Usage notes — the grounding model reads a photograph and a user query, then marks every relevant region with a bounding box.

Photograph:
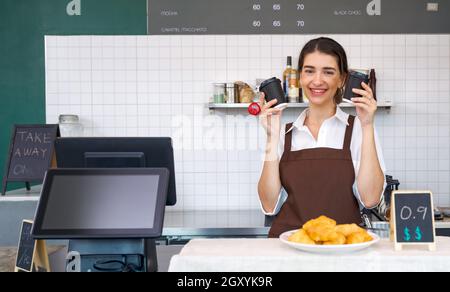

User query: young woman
[258,37,386,238]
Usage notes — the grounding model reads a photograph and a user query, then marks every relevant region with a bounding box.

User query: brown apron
[268,115,361,238]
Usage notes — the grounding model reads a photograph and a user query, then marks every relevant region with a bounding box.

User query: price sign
[391,190,436,251]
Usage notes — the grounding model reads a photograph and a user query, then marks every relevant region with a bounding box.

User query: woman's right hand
[258,93,284,206]
[258,93,285,139]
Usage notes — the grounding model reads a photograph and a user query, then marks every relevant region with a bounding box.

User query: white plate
[279,229,380,254]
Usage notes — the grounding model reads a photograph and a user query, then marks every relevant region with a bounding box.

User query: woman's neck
[306,102,337,126]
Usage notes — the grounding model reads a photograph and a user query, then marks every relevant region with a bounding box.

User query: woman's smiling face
[300,51,346,106]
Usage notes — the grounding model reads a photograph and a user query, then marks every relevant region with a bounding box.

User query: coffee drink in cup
[259,77,287,109]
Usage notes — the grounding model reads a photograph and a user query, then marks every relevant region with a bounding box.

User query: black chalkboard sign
[2,125,60,196]
[15,220,36,272]
[391,190,436,251]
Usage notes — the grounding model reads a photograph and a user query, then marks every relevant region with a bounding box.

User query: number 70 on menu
[251,3,306,29]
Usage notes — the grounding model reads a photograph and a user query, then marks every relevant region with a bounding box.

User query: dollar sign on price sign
[404,227,411,241]
[415,226,422,241]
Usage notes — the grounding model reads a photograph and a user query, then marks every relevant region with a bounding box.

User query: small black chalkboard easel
[390,190,436,251]
[2,124,60,196]
[15,220,50,272]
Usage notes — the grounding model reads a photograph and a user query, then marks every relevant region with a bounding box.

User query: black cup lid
[350,71,369,79]
[259,77,280,91]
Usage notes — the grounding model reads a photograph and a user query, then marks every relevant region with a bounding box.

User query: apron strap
[343,115,356,151]
[284,123,294,153]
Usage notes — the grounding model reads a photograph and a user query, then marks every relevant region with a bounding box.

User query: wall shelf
[208,101,393,111]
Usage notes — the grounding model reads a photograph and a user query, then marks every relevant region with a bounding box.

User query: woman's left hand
[351,82,377,128]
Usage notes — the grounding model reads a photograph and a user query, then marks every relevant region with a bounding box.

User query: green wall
[0,0,147,191]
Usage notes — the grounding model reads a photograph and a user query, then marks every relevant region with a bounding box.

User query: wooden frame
[390,190,436,251]
[33,240,51,272]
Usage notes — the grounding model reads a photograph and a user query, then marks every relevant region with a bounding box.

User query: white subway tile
[45,35,450,211]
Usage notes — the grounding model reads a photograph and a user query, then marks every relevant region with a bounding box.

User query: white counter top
[169,237,450,272]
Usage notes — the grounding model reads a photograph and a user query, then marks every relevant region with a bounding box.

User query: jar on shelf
[226,83,235,104]
[213,83,226,103]
[59,114,83,137]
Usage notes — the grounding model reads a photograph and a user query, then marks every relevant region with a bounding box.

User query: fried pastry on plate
[302,216,338,242]
[335,223,365,237]
[346,231,373,244]
[288,229,315,245]
[302,216,336,231]
[306,225,340,242]
[323,232,346,245]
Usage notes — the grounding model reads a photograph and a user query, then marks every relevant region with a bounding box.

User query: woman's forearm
[357,125,384,208]
[258,140,282,213]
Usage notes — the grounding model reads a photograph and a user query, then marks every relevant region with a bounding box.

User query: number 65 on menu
[390,190,436,251]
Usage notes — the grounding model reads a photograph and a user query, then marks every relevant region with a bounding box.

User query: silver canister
[226,83,235,104]
[370,221,390,239]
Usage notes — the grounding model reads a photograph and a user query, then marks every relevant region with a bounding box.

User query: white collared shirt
[260,106,387,215]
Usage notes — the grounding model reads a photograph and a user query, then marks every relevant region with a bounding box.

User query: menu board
[2,125,59,195]
[148,0,450,34]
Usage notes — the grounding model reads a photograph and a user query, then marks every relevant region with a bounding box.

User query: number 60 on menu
[390,190,436,251]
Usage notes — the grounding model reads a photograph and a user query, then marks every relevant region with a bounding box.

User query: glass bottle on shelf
[282,56,293,99]
[283,56,300,103]
[288,71,299,103]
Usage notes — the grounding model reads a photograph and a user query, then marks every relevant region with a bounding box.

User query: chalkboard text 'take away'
[13,131,53,159]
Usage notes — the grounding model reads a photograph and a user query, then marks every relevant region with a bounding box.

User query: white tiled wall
[45,35,450,210]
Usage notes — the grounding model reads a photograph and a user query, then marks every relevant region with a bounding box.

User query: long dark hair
[298,37,348,104]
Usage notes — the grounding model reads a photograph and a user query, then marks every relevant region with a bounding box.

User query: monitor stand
[66,239,158,272]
